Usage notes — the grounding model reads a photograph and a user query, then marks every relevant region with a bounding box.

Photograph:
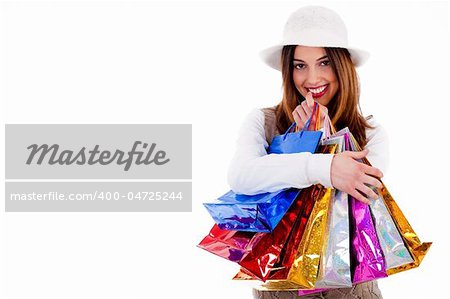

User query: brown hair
[275,45,373,148]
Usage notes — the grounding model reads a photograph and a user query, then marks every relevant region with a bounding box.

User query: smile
[306,84,329,98]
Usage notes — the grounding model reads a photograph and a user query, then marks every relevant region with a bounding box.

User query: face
[292,46,339,107]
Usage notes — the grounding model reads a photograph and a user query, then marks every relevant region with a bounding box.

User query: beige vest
[261,106,281,146]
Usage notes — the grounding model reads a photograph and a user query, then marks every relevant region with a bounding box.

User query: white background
[0,1,448,298]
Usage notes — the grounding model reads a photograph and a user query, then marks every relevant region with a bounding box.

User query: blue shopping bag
[268,102,323,154]
[268,122,323,154]
[203,188,301,233]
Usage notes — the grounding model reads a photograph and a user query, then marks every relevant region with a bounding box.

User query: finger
[362,174,383,189]
[347,149,369,159]
[292,110,303,128]
[356,183,379,200]
[349,190,370,205]
[296,106,309,124]
[361,164,384,178]
[301,100,313,115]
[305,92,314,108]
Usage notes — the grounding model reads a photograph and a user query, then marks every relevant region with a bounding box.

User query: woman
[227,6,388,299]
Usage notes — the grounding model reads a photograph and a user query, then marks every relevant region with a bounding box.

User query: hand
[330,149,384,204]
[292,92,328,131]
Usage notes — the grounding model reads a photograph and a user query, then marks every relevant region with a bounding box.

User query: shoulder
[238,108,266,135]
[261,105,277,113]
[239,106,280,145]
[244,105,277,124]
[260,105,277,122]
[244,107,265,124]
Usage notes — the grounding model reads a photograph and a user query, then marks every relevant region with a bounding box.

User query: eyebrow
[293,55,328,62]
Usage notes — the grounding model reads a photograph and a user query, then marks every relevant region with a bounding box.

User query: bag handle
[313,102,322,131]
[349,133,372,165]
[306,101,320,131]
[323,113,337,138]
[288,102,319,134]
[286,102,337,138]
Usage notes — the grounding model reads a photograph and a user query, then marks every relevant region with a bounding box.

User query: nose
[306,66,322,86]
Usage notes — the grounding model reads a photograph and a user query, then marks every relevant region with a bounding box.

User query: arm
[226,108,334,195]
[329,117,388,204]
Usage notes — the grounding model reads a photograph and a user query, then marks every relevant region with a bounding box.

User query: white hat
[260,5,369,70]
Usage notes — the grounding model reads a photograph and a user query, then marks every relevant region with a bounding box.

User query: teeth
[308,85,327,94]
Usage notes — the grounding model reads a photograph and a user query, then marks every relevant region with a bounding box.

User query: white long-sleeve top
[227,108,390,195]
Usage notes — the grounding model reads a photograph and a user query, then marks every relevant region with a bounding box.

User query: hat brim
[259,44,370,71]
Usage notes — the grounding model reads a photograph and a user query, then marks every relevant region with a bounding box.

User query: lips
[306,84,329,99]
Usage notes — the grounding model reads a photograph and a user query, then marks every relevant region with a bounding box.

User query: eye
[293,63,306,70]
[320,60,330,66]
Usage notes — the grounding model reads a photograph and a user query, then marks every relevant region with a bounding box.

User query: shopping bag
[268,102,323,154]
[283,129,345,289]
[347,133,432,275]
[350,197,387,282]
[341,131,387,283]
[326,129,412,271]
[203,188,301,232]
[237,187,307,281]
[197,224,263,262]
[271,186,318,278]
[296,130,431,296]
[286,144,338,288]
[232,184,320,289]
[314,190,352,288]
[286,186,333,288]
[369,193,414,269]
[379,185,432,275]
[306,134,352,289]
